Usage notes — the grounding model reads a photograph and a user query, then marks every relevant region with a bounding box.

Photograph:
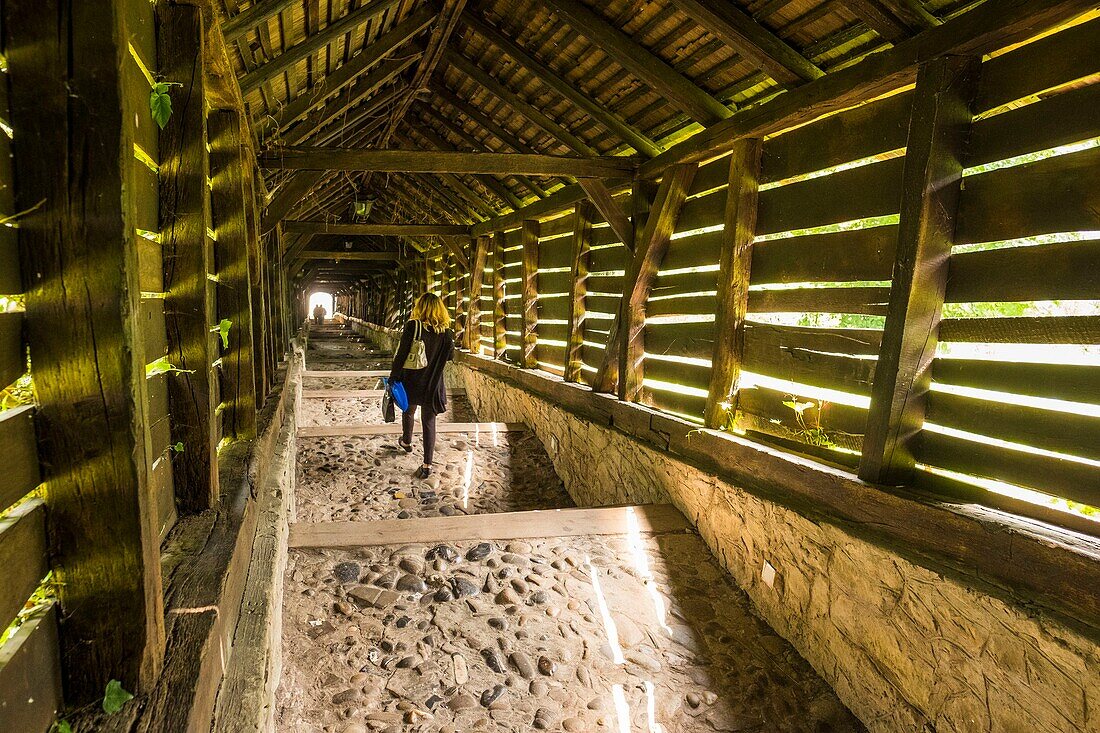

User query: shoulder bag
[404,320,428,370]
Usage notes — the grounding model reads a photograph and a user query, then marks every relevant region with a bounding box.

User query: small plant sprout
[149,81,181,130]
[172,442,185,453]
[218,319,233,349]
[146,357,195,378]
[102,679,133,714]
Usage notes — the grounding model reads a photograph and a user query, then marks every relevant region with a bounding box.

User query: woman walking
[389,293,455,478]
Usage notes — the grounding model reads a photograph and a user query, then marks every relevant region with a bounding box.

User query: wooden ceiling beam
[258,8,435,138]
[298,251,401,261]
[578,178,634,251]
[259,147,637,177]
[460,11,662,158]
[412,173,487,223]
[285,222,471,236]
[261,171,326,232]
[221,0,298,43]
[238,0,402,95]
[543,0,732,125]
[403,120,524,210]
[443,47,599,156]
[669,0,823,85]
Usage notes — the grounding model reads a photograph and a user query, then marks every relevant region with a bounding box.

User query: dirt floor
[277,324,865,732]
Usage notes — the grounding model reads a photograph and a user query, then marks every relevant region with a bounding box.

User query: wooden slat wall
[500,228,523,364]
[917,18,1100,510]
[581,200,631,381]
[534,222,573,375]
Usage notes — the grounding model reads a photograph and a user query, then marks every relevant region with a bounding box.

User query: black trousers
[402,406,438,464]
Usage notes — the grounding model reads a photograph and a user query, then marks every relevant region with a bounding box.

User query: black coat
[389,320,454,414]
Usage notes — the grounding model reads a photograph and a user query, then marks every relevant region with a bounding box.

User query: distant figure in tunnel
[390,293,454,479]
[312,303,326,325]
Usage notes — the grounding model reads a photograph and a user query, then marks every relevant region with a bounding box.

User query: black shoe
[414,465,433,479]
[398,439,413,453]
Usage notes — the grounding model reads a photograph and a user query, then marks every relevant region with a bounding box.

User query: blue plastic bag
[390,380,409,412]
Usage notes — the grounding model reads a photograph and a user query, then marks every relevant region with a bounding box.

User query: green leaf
[150,82,174,130]
[172,442,185,453]
[782,399,815,415]
[218,319,233,350]
[53,721,73,733]
[146,356,195,378]
[102,679,133,714]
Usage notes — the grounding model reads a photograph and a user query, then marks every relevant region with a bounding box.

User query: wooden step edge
[297,422,527,438]
[289,504,691,549]
[302,370,389,378]
[301,388,467,399]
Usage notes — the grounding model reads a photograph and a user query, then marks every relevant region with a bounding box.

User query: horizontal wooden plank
[645,295,718,318]
[301,388,465,399]
[535,322,569,342]
[762,89,913,183]
[0,311,23,389]
[745,322,883,355]
[302,370,389,377]
[945,239,1100,302]
[0,604,61,733]
[918,429,1100,507]
[750,225,897,284]
[644,320,716,361]
[756,156,904,236]
[926,390,1100,460]
[0,228,20,297]
[689,153,731,195]
[968,81,1100,168]
[536,299,572,323]
[646,388,706,420]
[744,325,879,395]
[0,406,40,513]
[660,230,723,272]
[738,384,868,437]
[536,271,571,294]
[675,188,725,233]
[643,358,711,391]
[748,286,892,315]
[975,15,1100,113]
[537,215,574,238]
[261,148,638,177]
[932,358,1100,403]
[289,504,690,548]
[651,269,720,298]
[938,315,1100,344]
[538,241,574,270]
[955,145,1100,244]
[298,422,526,438]
[0,499,48,634]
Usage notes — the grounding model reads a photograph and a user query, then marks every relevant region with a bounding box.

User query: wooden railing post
[564,201,592,382]
[466,235,491,352]
[160,3,219,510]
[521,220,540,368]
[705,139,762,429]
[492,231,507,358]
[4,0,165,701]
[244,167,268,404]
[209,109,257,440]
[859,55,980,484]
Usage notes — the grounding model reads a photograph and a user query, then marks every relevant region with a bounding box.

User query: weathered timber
[259,147,636,177]
[5,0,166,699]
[160,4,220,510]
[0,405,39,513]
[564,201,593,382]
[0,498,47,633]
[466,235,491,351]
[578,179,634,251]
[296,251,401,262]
[0,605,61,733]
[221,0,298,42]
[859,56,980,484]
[704,139,761,428]
[544,0,732,125]
[671,0,823,84]
[492,232,507,358]
[237,0,402,94]
[209,110,257,440]
[520,220,539,369]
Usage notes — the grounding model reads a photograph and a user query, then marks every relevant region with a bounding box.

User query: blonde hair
[412,293,452,332]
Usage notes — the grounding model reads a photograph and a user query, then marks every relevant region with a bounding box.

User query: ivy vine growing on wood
[149,81,181,130]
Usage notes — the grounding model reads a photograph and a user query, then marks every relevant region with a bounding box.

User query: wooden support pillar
[564,201,593,382]
[491,232,507,359]
[160,3,219,509]
[704,139,762,429]
[860,56,980,484]
[466,235,491,352]
[4,0,165,701]
[618,165,697,402]
[520,220,540,369]
[209,109,257,440]
[244,168,268,405]
[452,255,466,344]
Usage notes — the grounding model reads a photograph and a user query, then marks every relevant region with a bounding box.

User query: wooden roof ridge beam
[543,0,732,125]
[221,0,299,42]
[258,147,638,178]
[442,47,600,156]
[638,0,1096,177]
[670,0,823,85]
[297,251,402,261]
[260,7,436,137]
[379,0,470,147]
[460,10,662,158]
[238,0,403,96]
[285,222,472,236]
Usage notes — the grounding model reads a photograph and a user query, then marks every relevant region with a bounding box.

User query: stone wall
[453,362,1100,733]
[344,318,401,353]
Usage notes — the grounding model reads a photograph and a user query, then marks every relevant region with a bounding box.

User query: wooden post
[564,201,592,382]
[492,232,507,359]
[244,168,268,405]
[160,3,219,510]
[704,139,762,428]
[452,255,466,344]
[4,0,165,701]
[859,56,980,484]
[209,109,257,440]
[466,235,491,352]
[520,220,540,369]
[618,165,697,402]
